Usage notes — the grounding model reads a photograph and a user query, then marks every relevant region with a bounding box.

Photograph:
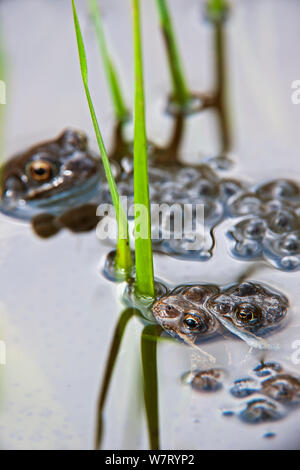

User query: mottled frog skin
[152,282,288,344]
[206,281,289,334]
[152,284,222,344]
[0,129,104,220]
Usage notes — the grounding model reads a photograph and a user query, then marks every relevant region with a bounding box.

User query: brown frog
[152,282,289,348]
[206,281,288,335]
[152,284,221,345]
[0,129,105,221]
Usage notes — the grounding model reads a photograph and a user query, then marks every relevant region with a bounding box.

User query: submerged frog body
[152,282,288,346]
[0,129,105,220]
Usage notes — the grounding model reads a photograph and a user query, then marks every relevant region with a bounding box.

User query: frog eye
[234,303,261,325]
[28,160,53,182]
[183,313,206,331]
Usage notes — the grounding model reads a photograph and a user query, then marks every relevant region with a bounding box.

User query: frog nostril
[1,175,25,198]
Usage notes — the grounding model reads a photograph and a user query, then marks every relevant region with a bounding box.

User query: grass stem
[155,0,190,108]
[72,0,132,273]
[131,0,155,298]
[89,0,129,123]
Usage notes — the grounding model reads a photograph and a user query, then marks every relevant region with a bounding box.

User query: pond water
[0,0,300,450]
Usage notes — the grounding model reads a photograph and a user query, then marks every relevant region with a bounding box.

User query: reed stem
[72,0,132,273]
[155,0,190,108]
[89,0,129,123]
[131,0,155,298]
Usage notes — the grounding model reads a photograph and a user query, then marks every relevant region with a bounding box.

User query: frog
[0,128,107,221]
[152,281,289,348]
[151,284,222,346]
[206,281,288,335]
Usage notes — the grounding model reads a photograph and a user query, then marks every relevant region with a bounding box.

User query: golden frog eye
[183,313,206,331]
[235,303,261,325]
[29,160,52,181]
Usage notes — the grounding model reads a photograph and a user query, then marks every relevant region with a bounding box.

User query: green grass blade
[72,0,132,272]
[94,308,135,449]
[155,0,190,108]
[89,0,129,123]
[131,0,155,298]
[141,324,160,450]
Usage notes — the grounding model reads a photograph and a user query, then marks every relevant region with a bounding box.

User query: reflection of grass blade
[131,0,155,298]
[89,0,129,123]
[141,324,161,450]
[72,0,132,272]
[94,308,136,449]
[155,0,190,108]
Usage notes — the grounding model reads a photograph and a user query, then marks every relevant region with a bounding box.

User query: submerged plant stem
[207,0,228,21]
[213,18,231,153]
[155,0,190,108]
[131,0,155,298]
[72,0,132,272]
[141,324,161,450]
[89,0,129,123]
[206,0,231,153]
[94,308,136,449]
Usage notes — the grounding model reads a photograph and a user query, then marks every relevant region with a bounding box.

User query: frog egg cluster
[226,362,300,424]
[227,179,300,270]
[100,159,245,260]
[100,158,300,269]
[182,368,226,392]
